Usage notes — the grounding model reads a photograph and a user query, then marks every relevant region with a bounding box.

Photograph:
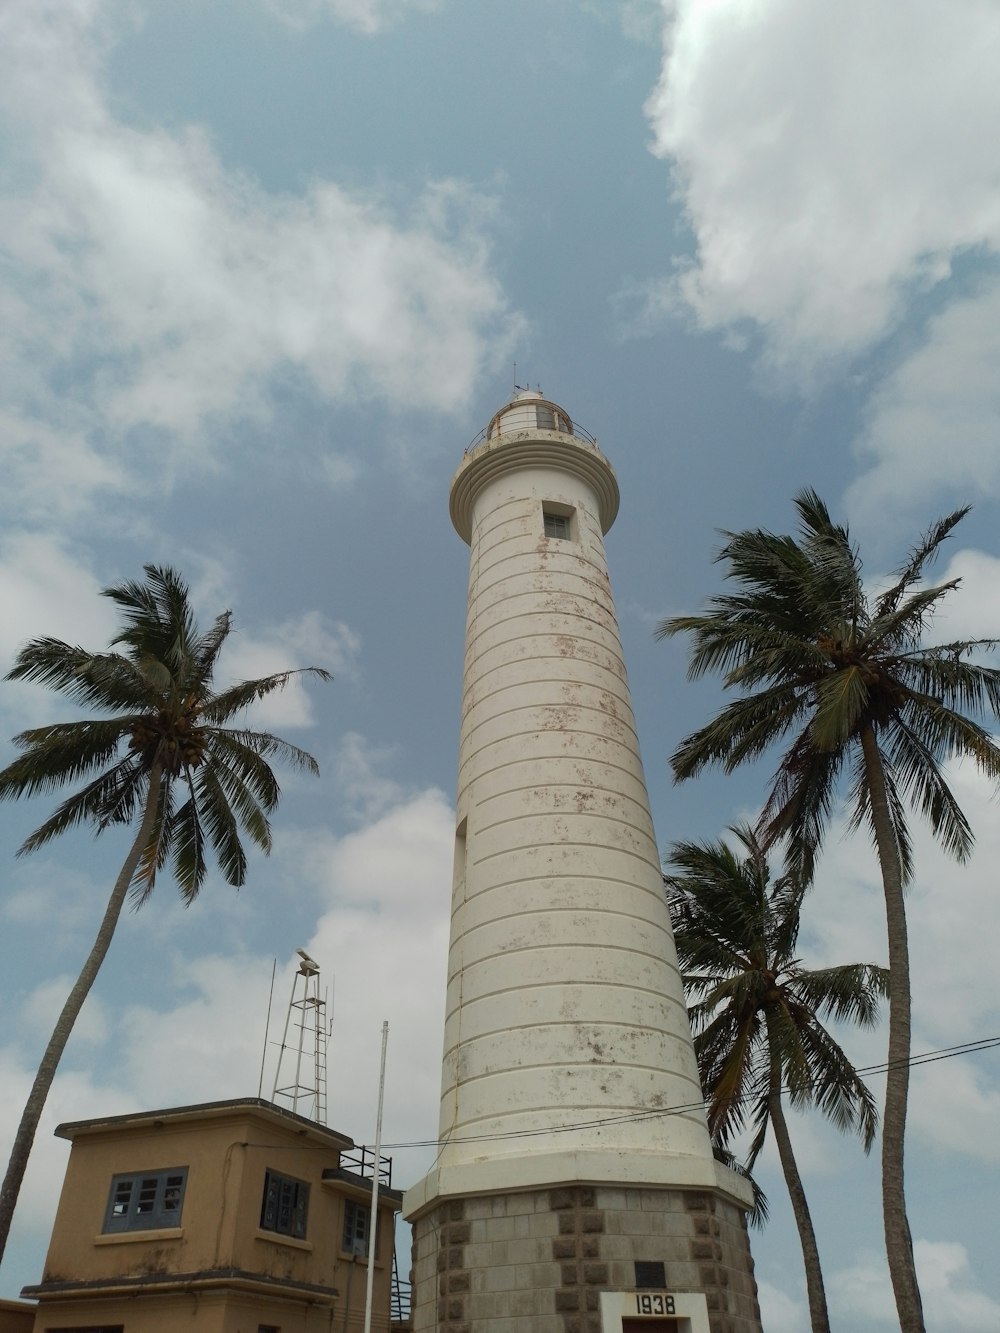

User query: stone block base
[409,1184,761,1333]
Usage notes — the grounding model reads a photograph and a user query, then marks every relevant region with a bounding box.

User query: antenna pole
[257,958,277,1099]
[363,1021,389,1333]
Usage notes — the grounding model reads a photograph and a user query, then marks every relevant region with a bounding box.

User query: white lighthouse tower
[404,391,761,1333]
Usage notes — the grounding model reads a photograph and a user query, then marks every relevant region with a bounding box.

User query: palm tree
[666,827,888,1333]
[660,491,1000,1332]
[0,565,330,1265]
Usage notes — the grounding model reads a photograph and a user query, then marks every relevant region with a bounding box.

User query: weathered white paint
[405,392,750,1221]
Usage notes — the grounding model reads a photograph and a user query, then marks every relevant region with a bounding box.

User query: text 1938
[636,1293,676,1315]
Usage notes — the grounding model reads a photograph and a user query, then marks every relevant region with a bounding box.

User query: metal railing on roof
[466,416,598,451]
[340,1144,393,1188]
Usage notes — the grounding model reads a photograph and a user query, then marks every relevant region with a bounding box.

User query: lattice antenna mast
[271,950,329,1124]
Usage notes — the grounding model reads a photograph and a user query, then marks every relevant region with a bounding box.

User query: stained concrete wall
[411,1185,761,1333]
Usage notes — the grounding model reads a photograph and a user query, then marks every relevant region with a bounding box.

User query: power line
[379,1035,1000,1152]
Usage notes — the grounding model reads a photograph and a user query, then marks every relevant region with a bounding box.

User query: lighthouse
[403,391,761,1333]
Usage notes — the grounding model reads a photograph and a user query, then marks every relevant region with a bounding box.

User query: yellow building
[21,1098,404,1333]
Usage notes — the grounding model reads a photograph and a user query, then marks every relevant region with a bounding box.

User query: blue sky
[2,2,1000,1328]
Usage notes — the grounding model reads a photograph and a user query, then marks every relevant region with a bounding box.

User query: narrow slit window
[635,1260,667,1288]
[453,818,468,903]
[343,1200,377,1257]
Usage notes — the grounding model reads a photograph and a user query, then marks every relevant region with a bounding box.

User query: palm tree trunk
[766,1026,831,1333]
[860,723,925,1332]
[0,767,163,1266]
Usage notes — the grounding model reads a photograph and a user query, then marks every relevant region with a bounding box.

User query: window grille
[103,1168,186,1233]
[634,1260,667,1288]
[343,1200,373,1256]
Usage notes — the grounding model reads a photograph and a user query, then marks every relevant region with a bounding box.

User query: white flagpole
[363,1020,389,1333]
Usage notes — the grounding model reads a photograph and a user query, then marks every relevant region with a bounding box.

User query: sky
[1,1,999,1328]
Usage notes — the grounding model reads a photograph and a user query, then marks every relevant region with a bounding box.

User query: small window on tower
[543,510,572,540]
[635,1260,667,1289]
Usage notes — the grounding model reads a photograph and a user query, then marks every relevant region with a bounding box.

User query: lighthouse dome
[486,388,573,440]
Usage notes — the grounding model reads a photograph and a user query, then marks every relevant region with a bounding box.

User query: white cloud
[0,536,349,735]
[0,1,522,517]
[915,1241,1000,1330]
[929,548,1000,644]
[21,977,110,1048]
[334,731,406,821]
[0,1052,134,1239]
[830,1248,899,1326]
[643,0,1000,375]
[0,534,116,731]
[220,611,360,730]
[849,278,1000,517]
[832,1241,1000,1331]
[798,758,1000,1163]
[755,1276,807,1333]
[0,534,112,668]
[304,786,453,1144]
[0,410,124,523]
[117,953,278,1106]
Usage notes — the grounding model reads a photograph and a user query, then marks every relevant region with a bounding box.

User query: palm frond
[5,642,155,712]
[794,1021,880,1151]
[846,749,915,885]
[668,829,885,1186]
[1,565,324,910]
[0,720,133,800]
[193,610,233,681]
[794,964,889,1027]
[194,762,254,884]
[897,651,1000,716]
[201,668,333,725]
[131,773,174,904]
[211,727,322,780]
[671,682,808,781]
[760,727,845,882]
[205,732,282,816]
[884,710,979,862]
[166,790,209,905]
[810,666,869,752]
[106,564,197,671]
[712,1141,769,1228]
[793,487,865,630]
[17,759,148,854]
[869,579,962,651]
[874,506,971,621]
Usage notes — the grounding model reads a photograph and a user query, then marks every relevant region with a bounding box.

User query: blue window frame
[103,1168,187,1232]
[342,1199,381,1257]
[260,1169,309,1239]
